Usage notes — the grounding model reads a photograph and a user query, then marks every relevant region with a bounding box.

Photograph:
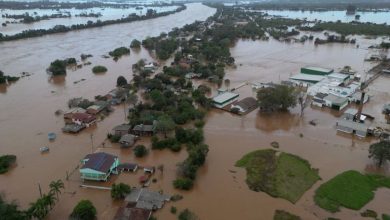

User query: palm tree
[29,198,48,220]
[49,179,64,199]
[42,193,56,210]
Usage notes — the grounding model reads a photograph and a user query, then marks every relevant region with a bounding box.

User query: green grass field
[314,170,390,213]
[236,149,320,203]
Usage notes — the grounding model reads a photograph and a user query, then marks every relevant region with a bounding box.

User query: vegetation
[109,47,130,59]
[130,39,141,49]
[360,209,377,218]
[0,5,187,42]
[92,65,108,74]
[0,195,26,219]
[314,170,390,212]
[0,155,16,174]
[0,71,20,84]
[273,210,301,220]
[300,21,390,36]
[236,149,320,203]
[173,178,194,190]
[27,179,64,219]
[257,84,298,112]
[70,200,96,220]
[133,145,148,157]
[170,206,177,214]
[368,141,390,168]
[178,209,197,220]
[111,183,131,199]
[116,76,128,87]
[46,58,76,76]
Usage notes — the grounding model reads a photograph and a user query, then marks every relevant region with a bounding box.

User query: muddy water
[1,4,390,219]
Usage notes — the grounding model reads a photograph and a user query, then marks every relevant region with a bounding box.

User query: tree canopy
[70,200,96,220]
[369,141,390,168]
[257,84,298,112]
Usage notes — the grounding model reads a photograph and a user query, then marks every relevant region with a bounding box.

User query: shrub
[109,47,130,58]
[48,59,66,75]
[92,65,107,73]
[170,206,177,214]
[178,209,197,220]
[111,183,131,199]
[70,200,96,220]
[173,178,194,190]
[130,39,141,49]
[133,145,148,157]
[0,155,16,174]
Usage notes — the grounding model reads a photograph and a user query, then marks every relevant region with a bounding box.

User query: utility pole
[38,183,42,198]
[90,134,94,153]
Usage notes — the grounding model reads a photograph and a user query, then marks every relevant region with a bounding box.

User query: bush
[92,65,107,73]
[109,47,130,58]
[178,209,197,220]
[0,155,16,174]
[170,206,177,214]
[360,209,377,218]
[48,59,66,75]
[117,76,127,87]
[70,200,96,220]
[173,178,194,190]
[108,134,121,143]
[171,194,183,201]
[133,145,147,157]
[130,39,141,49]
[111,183,131,199]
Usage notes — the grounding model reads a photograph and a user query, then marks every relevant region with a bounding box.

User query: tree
[0,195,25,219]
[42,193,56,210]
[257,84,298,112]
[127,92,138,108]
[178,209,198,220]
[173,178,194,190]
[369,141,390,168]
[156,115,176,138]
[70,200,96,220]
[297,90,309,117]
[48,59,66,75]
[111,183,131,199]
[133,145,147,157]
[49,179,64,199]
[224,78,230,90]
[130,39,141,49]
[117,76,127,87]
[92,65,107,74]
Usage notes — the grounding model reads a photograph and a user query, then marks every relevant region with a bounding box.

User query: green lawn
[273,210,301,220]
[236,149,320,203]
[314,170,390,213]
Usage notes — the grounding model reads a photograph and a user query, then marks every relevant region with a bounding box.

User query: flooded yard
[1,3,390,220]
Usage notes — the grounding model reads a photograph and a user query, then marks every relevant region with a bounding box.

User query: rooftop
[232,97,258,111]
[81,152,117,173]
[337,119,369,131]
[302,66,333,73]
[324,94,348,105]
[213,92,239,104]
[328,72,350,80]
[125,188,170,210]
[113,124,132,131]
[289,74,326,83]
[119,134,136,144]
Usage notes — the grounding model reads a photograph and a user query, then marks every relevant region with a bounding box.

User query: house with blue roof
[80,152,119,181]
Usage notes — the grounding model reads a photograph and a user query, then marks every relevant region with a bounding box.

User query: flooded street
[1,3,390,220]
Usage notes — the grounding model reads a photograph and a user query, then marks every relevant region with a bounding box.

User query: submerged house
[79,152,119,181]
[64,107,87,120]
[131,121,157,136]
[125,188,170,211]
[119,134,137,148]
[230,97,258,114]
[323,94,349,111]
[112,124,132,136]
[336,119,369,138]
[70,113,97,127]
[212,92,239,109]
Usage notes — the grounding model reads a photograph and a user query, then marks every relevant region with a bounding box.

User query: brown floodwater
[1,5,390,220]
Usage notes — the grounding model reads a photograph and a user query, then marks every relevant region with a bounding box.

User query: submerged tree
[70,200,96,220]
[257,84,298,112]
[369,141,390,168]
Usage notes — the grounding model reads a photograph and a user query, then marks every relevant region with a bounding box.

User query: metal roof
[213,92,239,104]
[290,74,326,82]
